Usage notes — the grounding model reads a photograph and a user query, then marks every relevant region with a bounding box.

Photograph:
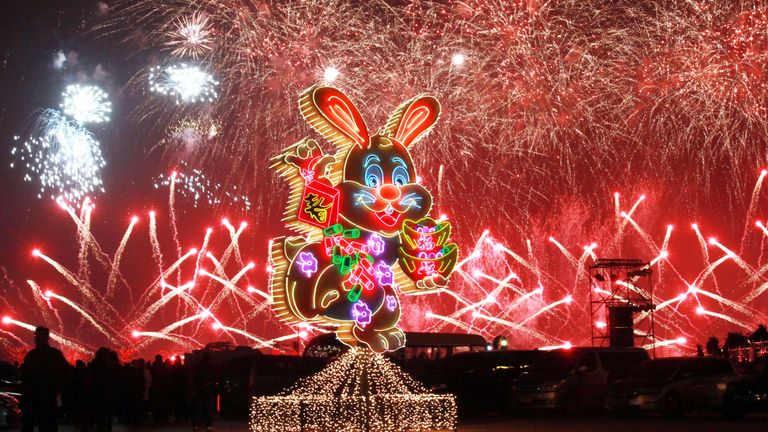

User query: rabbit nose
[377,184,401,202]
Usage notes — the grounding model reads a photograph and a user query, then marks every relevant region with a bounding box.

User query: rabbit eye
[392,166,410,186]
[364,164,384,188]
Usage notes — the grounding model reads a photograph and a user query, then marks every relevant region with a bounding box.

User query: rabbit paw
[382,328,406,351]
[353,327,405,353]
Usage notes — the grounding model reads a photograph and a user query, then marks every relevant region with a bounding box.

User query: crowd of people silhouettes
[17,326,217,432]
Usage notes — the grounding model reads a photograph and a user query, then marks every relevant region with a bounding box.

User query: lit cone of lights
[250,348,456,432]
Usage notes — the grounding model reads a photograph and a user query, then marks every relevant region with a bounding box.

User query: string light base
[250,348,456,432]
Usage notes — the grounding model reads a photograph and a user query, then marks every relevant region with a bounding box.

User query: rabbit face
[296,85,441,235]
[338,134,432,236]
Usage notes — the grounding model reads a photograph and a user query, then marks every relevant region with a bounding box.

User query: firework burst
[149,63,219,104]
[60,84,112,125]
[10,109,105,204]
[104,0,768,239]
[166,12,214,59]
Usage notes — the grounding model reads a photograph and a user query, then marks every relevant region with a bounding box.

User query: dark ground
[55,413,768,431]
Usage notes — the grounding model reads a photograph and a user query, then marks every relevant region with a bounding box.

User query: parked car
[0,363,20,394]
[606,357,736,415]
[723,355,768,418]
[508,347,650,412]
[0,393,21,429]
[429,350,544,412]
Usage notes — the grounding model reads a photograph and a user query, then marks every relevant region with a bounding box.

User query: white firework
[61,84,112,124]
[149,63,219,104]
[167,12,213,59]
[10,110,106,204]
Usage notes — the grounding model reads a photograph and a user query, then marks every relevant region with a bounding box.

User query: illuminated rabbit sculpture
[269,86,459,353]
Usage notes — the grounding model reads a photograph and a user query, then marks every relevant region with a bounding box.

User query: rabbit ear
[384,95,441,148]
[300,85,370,149]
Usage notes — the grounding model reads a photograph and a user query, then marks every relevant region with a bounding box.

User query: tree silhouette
[723,332,750,352]
[750,324,768,342]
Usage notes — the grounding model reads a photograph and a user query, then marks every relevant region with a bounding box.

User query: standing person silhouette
[20,326,69,432]
[190,352,216,432]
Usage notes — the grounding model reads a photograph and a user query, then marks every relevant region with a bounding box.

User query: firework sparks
[154,116,220,157]
[153,163,251,210]
[60,84,112,124]
[0,194,293,359]
[408,169,768,352]
[1,316,92,356]
[10,110,105,204]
